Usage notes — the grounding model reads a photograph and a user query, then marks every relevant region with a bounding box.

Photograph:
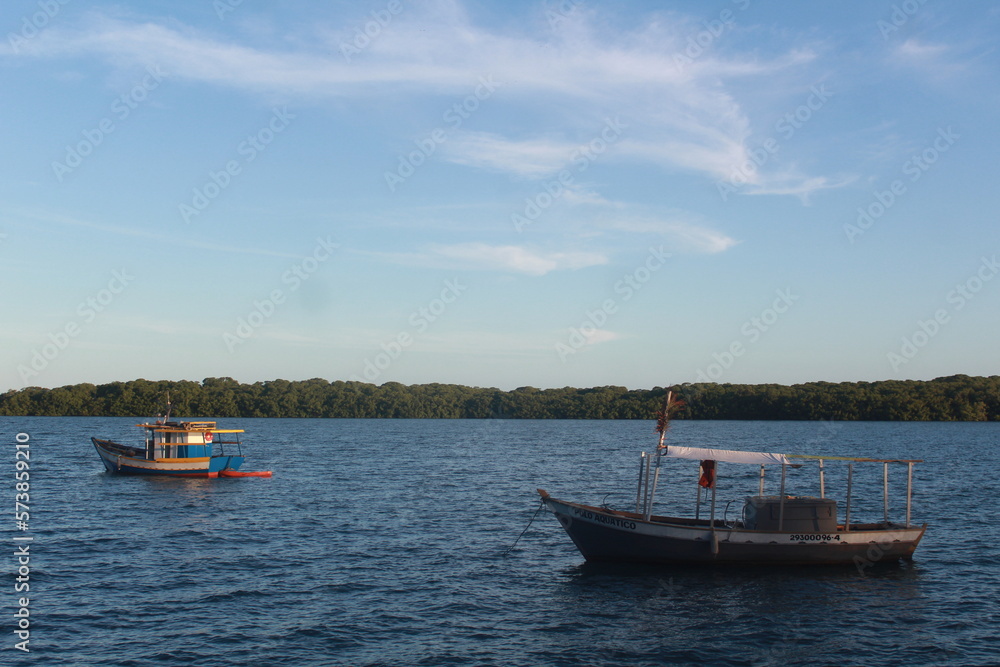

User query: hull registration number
[789,534,840,541]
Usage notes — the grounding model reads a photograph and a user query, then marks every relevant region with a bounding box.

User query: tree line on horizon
[0,375,998,421]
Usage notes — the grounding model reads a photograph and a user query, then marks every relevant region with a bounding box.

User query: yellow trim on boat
[155,457,212,463]
[135,422,244,433]
[144,429,244,433]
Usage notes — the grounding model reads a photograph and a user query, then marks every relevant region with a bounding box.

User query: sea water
[4,418,998,665]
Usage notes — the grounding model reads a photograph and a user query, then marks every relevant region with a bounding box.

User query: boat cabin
[138,421,244,461]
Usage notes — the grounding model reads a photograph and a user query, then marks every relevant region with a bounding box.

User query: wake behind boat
[539,392,926,566]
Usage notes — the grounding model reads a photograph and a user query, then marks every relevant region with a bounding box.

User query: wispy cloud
[442,132,578,178]
[369,242,608,275]
[577,328,623,346]
[429,243,607,275]
[3,2,829,196]
[888,38,973,84]
[894,38,950,62]
[610,217,738,254]
[562,185,618,207]
[740,174,858,204]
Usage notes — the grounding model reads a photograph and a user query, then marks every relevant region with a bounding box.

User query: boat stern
[209,455,245,473]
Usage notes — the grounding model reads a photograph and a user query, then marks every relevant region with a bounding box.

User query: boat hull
[92,438,244,477]
[541,494,926,566]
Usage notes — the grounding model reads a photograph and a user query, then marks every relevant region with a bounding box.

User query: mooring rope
[502,499,545,557]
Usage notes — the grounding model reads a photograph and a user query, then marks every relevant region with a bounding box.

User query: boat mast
[646,390,682,521]
[655,390,674,450]
[156,392,173,425]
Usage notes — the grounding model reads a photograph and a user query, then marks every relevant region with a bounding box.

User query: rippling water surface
[5,418,999,666]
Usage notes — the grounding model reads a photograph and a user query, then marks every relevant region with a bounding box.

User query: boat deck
[566,500,912,534]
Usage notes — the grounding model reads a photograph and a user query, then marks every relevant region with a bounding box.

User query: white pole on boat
[778,462,787,531]
[647,453,662,521]
[710,463,718,555]
[758,464,765,497]
[642,451,654,519]
[819,459,826,498]
[906,462,913,527]
[883,462,889,526]
[695,465,702,521]
[845,463,853,532]
[635,452,647,513]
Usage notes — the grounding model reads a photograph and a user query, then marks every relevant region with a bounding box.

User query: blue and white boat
[92,399,271,478]
[93,420,253,477]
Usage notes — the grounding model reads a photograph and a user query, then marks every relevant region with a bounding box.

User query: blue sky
[2,0,999,391]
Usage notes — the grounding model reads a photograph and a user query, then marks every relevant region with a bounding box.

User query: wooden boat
[93,399,271,478]
[539,393,926,566]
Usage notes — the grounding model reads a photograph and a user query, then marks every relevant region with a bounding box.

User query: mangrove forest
[1,375,998,420]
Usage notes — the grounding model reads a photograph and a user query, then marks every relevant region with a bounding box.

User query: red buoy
[219,470,272,478]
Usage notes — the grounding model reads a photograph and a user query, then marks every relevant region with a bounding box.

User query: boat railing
[210,435,244,458]
[635,449,922,534]
[148,435,244,459]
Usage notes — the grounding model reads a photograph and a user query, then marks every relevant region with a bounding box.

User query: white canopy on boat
[662,446,789,465]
